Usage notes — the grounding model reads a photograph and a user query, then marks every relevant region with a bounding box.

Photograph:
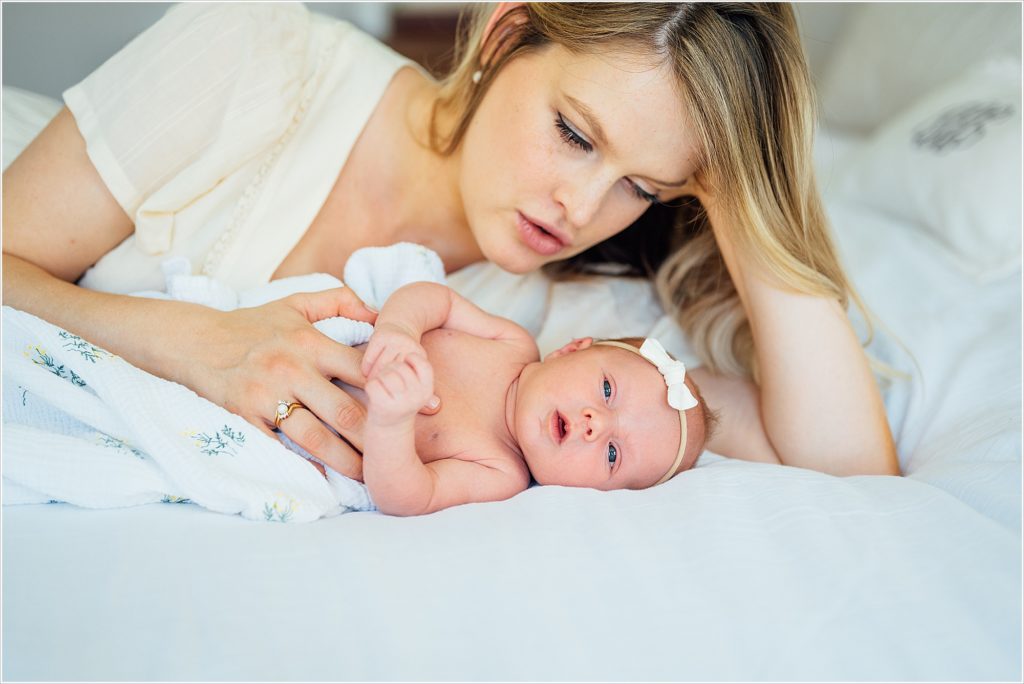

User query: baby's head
[510,336,713,491]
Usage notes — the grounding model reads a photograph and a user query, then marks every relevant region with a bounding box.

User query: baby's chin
[515,445,565,487]
[517,446,542,480]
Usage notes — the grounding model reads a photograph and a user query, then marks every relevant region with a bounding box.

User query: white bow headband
[637,338,698,411]
[594,338,697,485]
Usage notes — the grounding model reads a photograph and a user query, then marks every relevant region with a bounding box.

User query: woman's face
[458,43,700,274]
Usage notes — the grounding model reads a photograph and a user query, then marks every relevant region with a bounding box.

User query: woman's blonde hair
[430,3,871,379]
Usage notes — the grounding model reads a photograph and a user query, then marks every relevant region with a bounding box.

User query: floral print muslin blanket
[1,243,446,522]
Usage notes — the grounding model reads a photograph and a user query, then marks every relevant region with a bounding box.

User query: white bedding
[2,80,1020,682]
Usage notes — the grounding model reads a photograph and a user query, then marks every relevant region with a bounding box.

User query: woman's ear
[479,2,528,67]
[544,337,594,361]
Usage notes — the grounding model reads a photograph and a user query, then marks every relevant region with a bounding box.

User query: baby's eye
[607,443,618,465]
[603,378,612,401]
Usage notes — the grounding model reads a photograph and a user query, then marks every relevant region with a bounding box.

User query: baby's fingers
[376,362,412,397]
[361,343,382,378]
[404,353,434,397]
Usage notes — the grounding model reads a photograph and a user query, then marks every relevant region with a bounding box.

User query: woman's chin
[482,244,545,274]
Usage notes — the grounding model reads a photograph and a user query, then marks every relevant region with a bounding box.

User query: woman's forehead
[537,44,698,182]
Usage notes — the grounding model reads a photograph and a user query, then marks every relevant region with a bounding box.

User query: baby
[357,281,711,516]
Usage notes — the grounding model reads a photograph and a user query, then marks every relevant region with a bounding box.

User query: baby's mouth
[550,410,568,444]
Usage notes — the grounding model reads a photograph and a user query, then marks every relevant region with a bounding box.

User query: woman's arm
[3,108,377,479]
[688,367,781,465]
[694,187,899,476]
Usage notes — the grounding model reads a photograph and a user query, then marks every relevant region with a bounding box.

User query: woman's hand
[183,287,381,481]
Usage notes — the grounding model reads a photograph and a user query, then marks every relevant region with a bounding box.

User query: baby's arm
[363,354,525,516]
[362,282,533,378]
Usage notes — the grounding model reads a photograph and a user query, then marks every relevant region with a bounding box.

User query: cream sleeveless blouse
[64,3,414,294]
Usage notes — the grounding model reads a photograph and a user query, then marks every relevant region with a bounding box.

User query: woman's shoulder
[132,2,311,58]
[160,2,311,31]
[305,9,419,78]
[73,2,315,96]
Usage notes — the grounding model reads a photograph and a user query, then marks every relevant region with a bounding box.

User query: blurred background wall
[1,2,853,100]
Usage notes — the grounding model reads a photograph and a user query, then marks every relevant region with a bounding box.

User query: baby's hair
[599,337,711,473]
[702,404,721,445]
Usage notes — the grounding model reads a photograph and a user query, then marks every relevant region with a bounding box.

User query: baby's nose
[581,408,610,442]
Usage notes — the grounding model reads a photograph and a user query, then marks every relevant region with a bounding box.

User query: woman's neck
[370,68,485,274]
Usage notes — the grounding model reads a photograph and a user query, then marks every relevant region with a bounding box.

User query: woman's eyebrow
[566,94,610,148]
[565,94,687,188]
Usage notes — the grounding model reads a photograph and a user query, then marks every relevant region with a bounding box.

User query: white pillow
[832,59,1022,283]
[817,2,1022,135]
[2,86,62,171]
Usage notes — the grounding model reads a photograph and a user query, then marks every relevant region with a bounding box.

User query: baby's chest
[413,332,516,464]
[413,407,501,465]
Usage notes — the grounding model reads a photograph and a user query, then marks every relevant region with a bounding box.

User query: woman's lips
[517,211,564,256]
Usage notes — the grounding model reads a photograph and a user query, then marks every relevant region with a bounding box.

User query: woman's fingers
[240,411,337,481]
[296,375,371,453]
[274,405,364,482]
[315,335,369,388]
[294,287,377,325]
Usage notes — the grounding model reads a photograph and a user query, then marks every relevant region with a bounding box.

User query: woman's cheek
[575,201,643,255]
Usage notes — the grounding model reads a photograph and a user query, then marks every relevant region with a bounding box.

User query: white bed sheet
[2,89,1021,681]
[3,465,1018,681]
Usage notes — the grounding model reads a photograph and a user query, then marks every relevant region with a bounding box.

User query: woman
[1,3,899,480]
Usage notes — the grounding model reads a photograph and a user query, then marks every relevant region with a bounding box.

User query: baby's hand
[366,353,435,427]
[362,323,426,380]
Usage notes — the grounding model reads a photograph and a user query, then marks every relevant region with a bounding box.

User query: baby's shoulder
[449,441,531,491]
[472,328,538,368]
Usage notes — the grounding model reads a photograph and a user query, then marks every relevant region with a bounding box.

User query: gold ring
[274,400,304,428]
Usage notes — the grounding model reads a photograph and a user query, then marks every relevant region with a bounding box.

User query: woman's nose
[553,174,606,229]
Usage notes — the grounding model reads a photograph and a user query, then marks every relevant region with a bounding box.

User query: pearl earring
[471,70,482,84]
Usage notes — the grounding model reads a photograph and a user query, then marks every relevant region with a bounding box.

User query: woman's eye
[555,114,593,153]
[607,443,618,465]
[602,378,612,401]
[629,180,659,204]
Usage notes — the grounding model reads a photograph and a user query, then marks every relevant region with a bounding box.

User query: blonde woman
[2,3,899,481]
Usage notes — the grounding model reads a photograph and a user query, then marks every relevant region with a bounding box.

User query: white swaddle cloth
[2,243,445,522]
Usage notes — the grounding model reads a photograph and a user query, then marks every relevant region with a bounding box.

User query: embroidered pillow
[816,2,1021,135]
[831,59,1022,283]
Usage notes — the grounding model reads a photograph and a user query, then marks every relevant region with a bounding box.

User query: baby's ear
[545,337,594,361]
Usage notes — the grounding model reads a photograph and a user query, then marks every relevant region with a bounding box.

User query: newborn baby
[358,281,711,516]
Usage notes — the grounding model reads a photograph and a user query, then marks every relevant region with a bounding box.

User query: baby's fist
[366,353,435,427]
[362,324,426,380]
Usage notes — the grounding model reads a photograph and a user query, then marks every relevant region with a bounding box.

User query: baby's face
[511,339,687,490]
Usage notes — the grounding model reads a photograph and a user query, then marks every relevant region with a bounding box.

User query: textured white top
[64,3,414,294]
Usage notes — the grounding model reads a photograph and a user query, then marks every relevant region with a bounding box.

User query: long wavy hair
[429,3,869,379]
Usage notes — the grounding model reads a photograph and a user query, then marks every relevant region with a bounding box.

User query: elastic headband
[594,339,697,485]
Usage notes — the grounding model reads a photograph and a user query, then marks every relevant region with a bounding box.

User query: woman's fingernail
[428,396,440,409]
